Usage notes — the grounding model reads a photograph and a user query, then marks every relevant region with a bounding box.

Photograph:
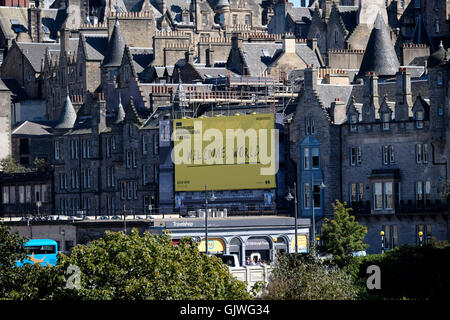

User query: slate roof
[55,95,77,129]
[356,13,400,79]
[102,19,126,67]
[16,39,79,72]
[129,47,154,73]
[0,78,28,100]
[288,7,312,23]
[83,34,109,61]
[241,42,320,76]
[427,42,448,68]
[12,121,53,136]
[316,84,354,111]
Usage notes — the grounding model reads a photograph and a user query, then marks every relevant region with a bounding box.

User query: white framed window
[416,144,428,164]
[374,182,383,210]
[304,147,310,169]
[350,183,364,203]
[383,145,395,165]
[126,151,132,168]
[2,186,9,204]
[142,136,148,155]
[382,112,390,130]
[133,182,138,199]
[384,182,393,209]
[127,182,132,200]
[311,148,320,169]
[132,150,137,168]
[350,146,362,166]
[143,166,148,185]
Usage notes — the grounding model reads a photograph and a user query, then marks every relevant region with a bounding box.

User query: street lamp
[311,176,326,252]
[380,230,385,253]
[204,185,216,255]
[418,231,423,247]
[285,182,298,253]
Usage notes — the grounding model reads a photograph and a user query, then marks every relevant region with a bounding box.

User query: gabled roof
[12,121,53,136]
[356,13,400,79]
[102,19,126,67]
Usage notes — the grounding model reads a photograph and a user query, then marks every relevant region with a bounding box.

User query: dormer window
[437,72,443,86]
[349,114,358,132]
[305,118,315,135]
[381,112,390,131]
[415,111,424,128]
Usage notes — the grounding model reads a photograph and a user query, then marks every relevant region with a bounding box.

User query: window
[416,144,428,164]
[382,112,390,130]
[19,186,25,203]
[305,118,315,135]
[133,182,138,199]
[334,31,338,44]
[142,136,148,155]
[233,15,237,25]
[245,15,251,25]
[383,145,395,165]
[311,148,319,169]
[71,140,79,159]
[129,124,133,137]
[154,165,159,183]
[112,136,117,150]
[349,114,358,132]
[415,111,424,128]
[350,147,362,166]
[143,166,148,185]
[435,19,440,33]
[202,14,208,25]
[313,183,321,208]
[350,183,364,203]
[416,224,432,245]
[153,135,159,155]
[132,150,137,168]
[54,141,60,160]
[127,182,132,200]
[304,147,310,169]
[106,137,111,158]
[304,183,310,209]
[425,181,431,202]
[437,72,443,86]
[126,151,132,168]
[2,186,9,204]
[120,182,126,200]
[414,0,420,8]
[416,181,423,202]
[374,182,383,210]
[25,185,31,203]
[384,182,393,209]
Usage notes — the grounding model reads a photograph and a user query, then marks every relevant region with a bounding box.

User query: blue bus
[16,239,58,267]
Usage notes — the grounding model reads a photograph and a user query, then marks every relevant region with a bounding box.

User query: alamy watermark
[366,265,381,290]
[171,121,279,176]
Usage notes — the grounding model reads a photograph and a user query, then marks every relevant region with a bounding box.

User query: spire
[103,18,126,68]
[55,92,77,129]
[114,94,125,124]
[356,13,400,79]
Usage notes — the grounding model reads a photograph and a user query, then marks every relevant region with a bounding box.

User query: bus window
[24,245,56,255]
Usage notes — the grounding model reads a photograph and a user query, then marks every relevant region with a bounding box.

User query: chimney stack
[304,65,318,91]
[362,71,379,122]
[395,67,413,121]
[282,34,296,54]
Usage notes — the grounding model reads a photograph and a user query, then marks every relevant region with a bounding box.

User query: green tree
[0,222,28,298]
[2,229,251,300]
[0,156,29,173]
[320,200,368,266]
[262,253,358,300]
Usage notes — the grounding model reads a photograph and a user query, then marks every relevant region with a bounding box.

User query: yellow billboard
[173,114,277,191]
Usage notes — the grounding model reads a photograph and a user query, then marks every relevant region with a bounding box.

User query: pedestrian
[245,257,251,265]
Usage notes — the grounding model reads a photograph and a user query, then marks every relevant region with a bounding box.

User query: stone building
[287,21,449,253]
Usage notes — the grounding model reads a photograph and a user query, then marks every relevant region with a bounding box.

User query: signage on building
[173,114,277,191]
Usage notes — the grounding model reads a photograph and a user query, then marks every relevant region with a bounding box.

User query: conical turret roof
[356,13,400,79]
[103,19,126,68]
[428,41,448,68]
[114,94,125,124]
[55,94,77,129]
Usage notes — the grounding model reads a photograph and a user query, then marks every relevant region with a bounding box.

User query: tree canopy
[319,200,368,266]
[0,226,250,300]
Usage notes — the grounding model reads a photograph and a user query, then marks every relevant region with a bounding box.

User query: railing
[349,200,448,215]
[0,206,283,222]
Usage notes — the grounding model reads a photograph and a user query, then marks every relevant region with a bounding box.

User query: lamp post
[311,175,326,252]
[380,230,385,253]
[204,185,216,255]
[285,182,298,253]
[418,231,423,247]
